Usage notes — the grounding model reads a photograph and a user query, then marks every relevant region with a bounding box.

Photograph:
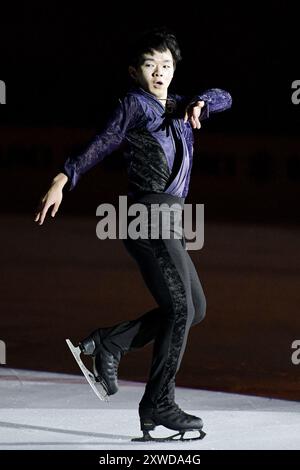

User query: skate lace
[112,351,123,376]
[113,357,118,375]
[158,401,184,416]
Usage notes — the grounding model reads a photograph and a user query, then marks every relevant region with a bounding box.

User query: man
[34,27,232,441]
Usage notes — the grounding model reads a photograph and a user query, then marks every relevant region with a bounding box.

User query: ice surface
[0,368,299,450]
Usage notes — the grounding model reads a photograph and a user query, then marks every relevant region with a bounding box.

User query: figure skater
[34,27,232,441]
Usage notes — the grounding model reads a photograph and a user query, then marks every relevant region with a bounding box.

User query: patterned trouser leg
[95,193,206,407]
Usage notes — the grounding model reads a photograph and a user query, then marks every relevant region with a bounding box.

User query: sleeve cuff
[58,167,74,192]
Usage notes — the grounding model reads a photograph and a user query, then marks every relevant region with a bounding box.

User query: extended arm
[34,95,143,225]
[176,88,232,128]
[191,88,232,121]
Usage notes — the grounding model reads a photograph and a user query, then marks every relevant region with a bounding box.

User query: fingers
[190,115,196,128]
[51,201,60,218]
[190,115,201,129]
[34,199,50,226]
[193,101,204,129]
[39,204,50,225]
[34,199,44,225]
[34,189,63,225]
[184,101,205,128]
[194,115,201,129]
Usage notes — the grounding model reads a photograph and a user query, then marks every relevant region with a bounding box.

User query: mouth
[153,81,164,87]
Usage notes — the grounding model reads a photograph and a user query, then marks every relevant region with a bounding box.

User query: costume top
[61,86,232,199]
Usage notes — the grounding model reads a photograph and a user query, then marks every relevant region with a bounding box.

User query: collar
[131,86,177,116]
[136,86,166,111]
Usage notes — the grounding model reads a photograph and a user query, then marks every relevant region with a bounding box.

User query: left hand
[184,100,205,129]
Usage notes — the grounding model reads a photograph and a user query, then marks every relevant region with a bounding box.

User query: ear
[128,66,137,81]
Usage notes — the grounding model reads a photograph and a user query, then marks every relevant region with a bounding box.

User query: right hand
[34,173,68,225]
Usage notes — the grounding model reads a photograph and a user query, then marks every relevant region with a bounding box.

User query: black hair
[127,27,182,70]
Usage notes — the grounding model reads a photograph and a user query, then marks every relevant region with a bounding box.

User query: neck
[157,93,169,109]
[158,98,167,109]
[136,86,169,109]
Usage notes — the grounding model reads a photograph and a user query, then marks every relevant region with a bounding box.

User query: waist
[129,192,185,209]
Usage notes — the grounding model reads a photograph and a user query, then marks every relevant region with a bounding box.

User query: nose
[153,65,163,76]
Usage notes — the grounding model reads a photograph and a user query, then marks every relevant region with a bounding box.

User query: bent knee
[192,296,207,325]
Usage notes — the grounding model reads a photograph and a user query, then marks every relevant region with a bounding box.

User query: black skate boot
[132,402,205,442]
[132,380,206,442]
[79,329,124,396]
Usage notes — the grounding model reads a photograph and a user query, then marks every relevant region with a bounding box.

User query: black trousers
[97,193,206,407]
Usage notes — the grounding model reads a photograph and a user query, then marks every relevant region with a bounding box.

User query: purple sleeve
[60,95,143,191]
[194,88,232,120]
[172,88,232,121]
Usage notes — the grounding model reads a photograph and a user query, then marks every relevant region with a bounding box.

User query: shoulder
[118,90,143,107]
[113,91,146,119]
[108,91,148,130]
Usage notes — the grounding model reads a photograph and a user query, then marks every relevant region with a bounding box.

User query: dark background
[0,1,299,400]
[0,2,299,134]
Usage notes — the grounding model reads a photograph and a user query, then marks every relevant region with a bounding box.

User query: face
[129,48,175,99]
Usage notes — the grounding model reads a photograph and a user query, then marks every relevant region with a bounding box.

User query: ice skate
[132,401,206,442]
[78,329,124,396]
[65,338,109,402]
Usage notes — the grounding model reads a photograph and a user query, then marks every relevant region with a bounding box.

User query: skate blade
[132,429,206,442]
[66,338,109,402]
